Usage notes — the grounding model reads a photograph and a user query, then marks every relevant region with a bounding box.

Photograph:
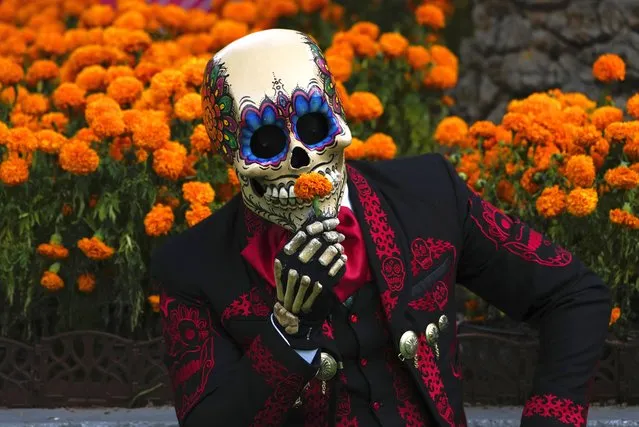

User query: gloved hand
[272,213,347,350]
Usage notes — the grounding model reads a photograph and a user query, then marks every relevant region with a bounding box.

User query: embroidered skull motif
[201,29,352,230]
[382,256,405,292]
[411,238,433,271]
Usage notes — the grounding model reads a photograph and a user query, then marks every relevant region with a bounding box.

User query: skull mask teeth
[202,29,352,230]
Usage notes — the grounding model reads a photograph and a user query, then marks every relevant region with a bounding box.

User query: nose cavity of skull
[290,146,310,169]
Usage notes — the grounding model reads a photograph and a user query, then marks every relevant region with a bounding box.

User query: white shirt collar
[339,182,352,211]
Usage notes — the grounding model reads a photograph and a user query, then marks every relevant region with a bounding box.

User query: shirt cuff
[270,314,319,364]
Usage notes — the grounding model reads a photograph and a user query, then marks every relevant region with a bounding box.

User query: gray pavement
[0,406,637,426]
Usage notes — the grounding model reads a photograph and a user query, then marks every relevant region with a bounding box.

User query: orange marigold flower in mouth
[144,203,175,237]
[294,172,333,201]
[593,53,625,83]
[77,236,115,260]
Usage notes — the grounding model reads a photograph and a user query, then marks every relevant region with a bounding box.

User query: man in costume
[151,29,611,427]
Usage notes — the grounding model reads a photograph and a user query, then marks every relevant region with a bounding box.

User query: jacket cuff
[521,394,588,427]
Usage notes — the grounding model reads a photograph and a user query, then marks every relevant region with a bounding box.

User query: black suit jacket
[151,154,610,427]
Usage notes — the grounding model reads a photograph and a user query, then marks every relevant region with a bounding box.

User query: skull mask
[201,29,352,231]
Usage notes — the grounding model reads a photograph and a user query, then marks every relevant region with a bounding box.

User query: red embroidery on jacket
[522,394,587,427]
[348,165,405,320]
[408,281,448,311]
[247,335,305,426]
[468,195,572,267]
[221,287,270,322]
[409,238,457,312]
[322,320,335,339]
[387,356,426,427]
[303,379,331,427]
[335,372,358,427]
[416,335,456,426]
[160,291,216,421]
[244,207,266,239]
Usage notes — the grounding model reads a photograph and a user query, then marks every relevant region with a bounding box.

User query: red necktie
[241,207,372,302]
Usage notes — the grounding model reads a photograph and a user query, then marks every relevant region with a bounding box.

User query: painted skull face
[201,29,352,230]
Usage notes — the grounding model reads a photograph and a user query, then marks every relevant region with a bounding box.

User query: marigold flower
[105,65,135,84]
[592,53,625,83]
[59,140,100,175]
[520,168,541,194]
[590,106,623,131]
[364,133,397,160]
[113,10,146,30]
[609,209,639,230]
[77,236,115,260]
[0,155,29,186]
[182,181,215,205]
[75,65,107,91]
[144,203,175,237]
[379,32,409,58]
[564,155,596,188]
[434,116,468,147]
[103,27,151,53]
[180,57,208,87]
[134,61,163,84]
[299,0,329,13]
[496,180,515,204]
[406,45,430,70]
[6,127,38,153]
[469,121,497,142]
[350,34,379,57]
[624,138,639,161]
[77,273,96,293]
[153,142,187,180]
[20,93,49,116]
[559,91,597,110]
[574,124,600,148]
[185,203,212,227]
[535,186,567,218]
[429,45,458,69]
[80,4,116,28]
[190,124,211,154]
[148,294,160,312]
[25,60,59,86]
[210,19,249,50]
[415,4,445,30]
[133,116,171,151]
[347,91,383,122]
[0,57,24,85]
[326,55,352,82]
[53,82,86,110]
[562,106,589,126]
[349,22,380,40]
[107,76,144,106]
[85,97,125,139]
[37,129,67,154]
[221,1,257,24]
[325,44,354,62]
[566,188,598,217]
[345,137,366,160]
[41,270,64,291]
[149,69,188,102]
[294,172,333,201]
[604,166,639,189]
[226,167,240,187]
[174,93,203,121]
[609,307,621,326]
[423,65,457,90]
[37,242,69,260]
[625,93,639,119]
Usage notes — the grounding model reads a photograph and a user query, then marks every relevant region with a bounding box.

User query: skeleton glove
[273,214,347,350]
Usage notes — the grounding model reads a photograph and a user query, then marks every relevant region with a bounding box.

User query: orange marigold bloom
[190,124,211,153]
[20,94,49,116]
[75,65,107,91]
[180,57,208,87]
[626,93,639,119]
[434,116,468,147]
[103,27,151,53]
[53,82,86,110]
[59,140,100,175]
[520,168,541,194]
[501,112,531,133]
[0,155,29,186]
[508,93,561,115]
[535,186,567,218]
[609,307,621,326]
[294,172,333,201]
[623,139,639,161]
[604,166,639,189]
[532,144,560,170]
[182,181,215,205]
[562,106,589,126]
[609,209,639,230]
[37,243,69,260]
[221,1,257,24]
[149,69,188,102]
[210,20,249,50]
[496,180,515,204]
[148,294,160,312]
[185,203,212,227]
[133,116,171,151]
[153,142,187,180]
[25,59,59,86]
[107,76,144,106]
[469,120,497,141]
[592,53,625,83]
[113,10,147,30]
[0,57,24,85]
[77,273,96,293]
[325,44,355,62]
[6,127,38,153]
[80,4,116,28]
[415,4,445,30]
[560,92,597,111]
[590,106,623,131]
[575,124,601,148]
[37,129,67,154]
[326,55,352,82]
[379,32,409,58]
[364,133,397,160]
[423,65,457,90]
[41,270,64,291]
[350,34,379,57]
[349,22,380,40]
[604,121,639,143]
[144,203,174,237]
[174,93,203,121]
[566,188,598,217]
[345,137,366,160]
[85,97,125,139]
[299,0,329,13]
[564,154,596,188]
[105,65,135,84]
[429,45,458,69]
[347,91,383,122]
[406,45,430,69]
[77,236,115,260]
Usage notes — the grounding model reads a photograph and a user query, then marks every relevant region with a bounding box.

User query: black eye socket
[250,125,287,159]
[296,112,329,146]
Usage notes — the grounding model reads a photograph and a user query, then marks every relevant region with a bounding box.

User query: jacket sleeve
[438,156,611,427]
[151,260,319,427]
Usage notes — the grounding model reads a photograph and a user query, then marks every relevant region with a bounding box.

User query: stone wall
[452,0,639,122]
